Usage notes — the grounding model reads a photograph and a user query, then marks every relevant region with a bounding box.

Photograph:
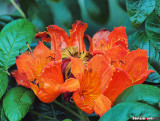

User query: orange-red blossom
[60,55,112,116]
[11,41,63,103]
[11,20,154,117]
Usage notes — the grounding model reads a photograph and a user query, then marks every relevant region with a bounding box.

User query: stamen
[111,61,117,65]
[89,68,92,73]
[26,42,32,52]
[119,60,125,65]
[30,78,36,84]
[46,56,55,60]
[19,49,22,55]
[84,69,87,73]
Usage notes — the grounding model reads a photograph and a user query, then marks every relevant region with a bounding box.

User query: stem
[30,110,55,120]
[10,0,26,18]
[0,68,10,76]
[50,103,56,119]
[53,100,82,120]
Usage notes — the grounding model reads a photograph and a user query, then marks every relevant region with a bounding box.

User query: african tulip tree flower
[35,20,87,52]
[85,26,128,55]
[102,46,154,103]
[60,55,112,116]
[11,41,64,103]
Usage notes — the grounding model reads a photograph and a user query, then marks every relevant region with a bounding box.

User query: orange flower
[35,20,87,52]
[86,27,128,55]
[102,46,154,103]
[11,41,64,103]
[60,55,112,116]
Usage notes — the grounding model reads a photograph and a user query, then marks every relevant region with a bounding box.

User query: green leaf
[99,102,160,121]
[114,84,160,109]
[126,0,155,28]
[0,15,22,30]
[3,87,35,121]
[0,19,36,70]
[0,71,8,99]
[18,0,39,20]
[84,0,109,25]
[145,11,160,42]
[0,104,8,121]
[118,0,127,11]
[63,119,72,121]
[155,0,160,16]
[128,31,160,83]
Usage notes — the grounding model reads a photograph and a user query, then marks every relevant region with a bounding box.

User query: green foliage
[0,102,8,121]
[0,15,22,30]
[18,0,39,20]
[145,11,160,43]
[99,102,160,121]
[155,0,160,16]
[0,0,160,121]
[126,0,155,28]
[118,0,126,11]
[3,87,35,121]
[0,71,8,99]
[63,119,72,121]
[114,84,160,109]
[0,19,35,70]
[128,31,160,83]
[84,0,109,25]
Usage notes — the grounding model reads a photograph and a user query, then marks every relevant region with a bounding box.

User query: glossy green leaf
[128,31,160,83]
[118,0,127,11]
[155,0,160,16]
[0,15,21,30]
[0,71,8,99]
[84,0,109,25]
[145,11,160,42]
[3,87,35,121]
[0,101,8,121]
[0,19,36,70]
[63,119,72,121]
[126,0,155,28]
[18,0,39,20]
[99,102,160,121]
[114,84,160,109]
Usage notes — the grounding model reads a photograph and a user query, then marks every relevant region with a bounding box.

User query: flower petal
[16,52,36,81]
[61,58,71,79]
[94,94,111,117]
[35,31,51,42]
[47,25,69,50]
[32,61,64,103]
[108,26,128,49]
[11,70,30,88]
[60,78,80,93]
[101,66,115,93]
[105,46,128,68]
[104,68,132,103]
[69,20,87,52]
[92,28,110,49]
[125,56,149,83]
[133,70,154,85]
[33,41,52,60]
[71,57,85,80]
[125,49,147,65]
[87,54,111,75]
[72,91,94,114]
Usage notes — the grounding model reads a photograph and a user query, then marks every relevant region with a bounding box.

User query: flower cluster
[11,21,154,117]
